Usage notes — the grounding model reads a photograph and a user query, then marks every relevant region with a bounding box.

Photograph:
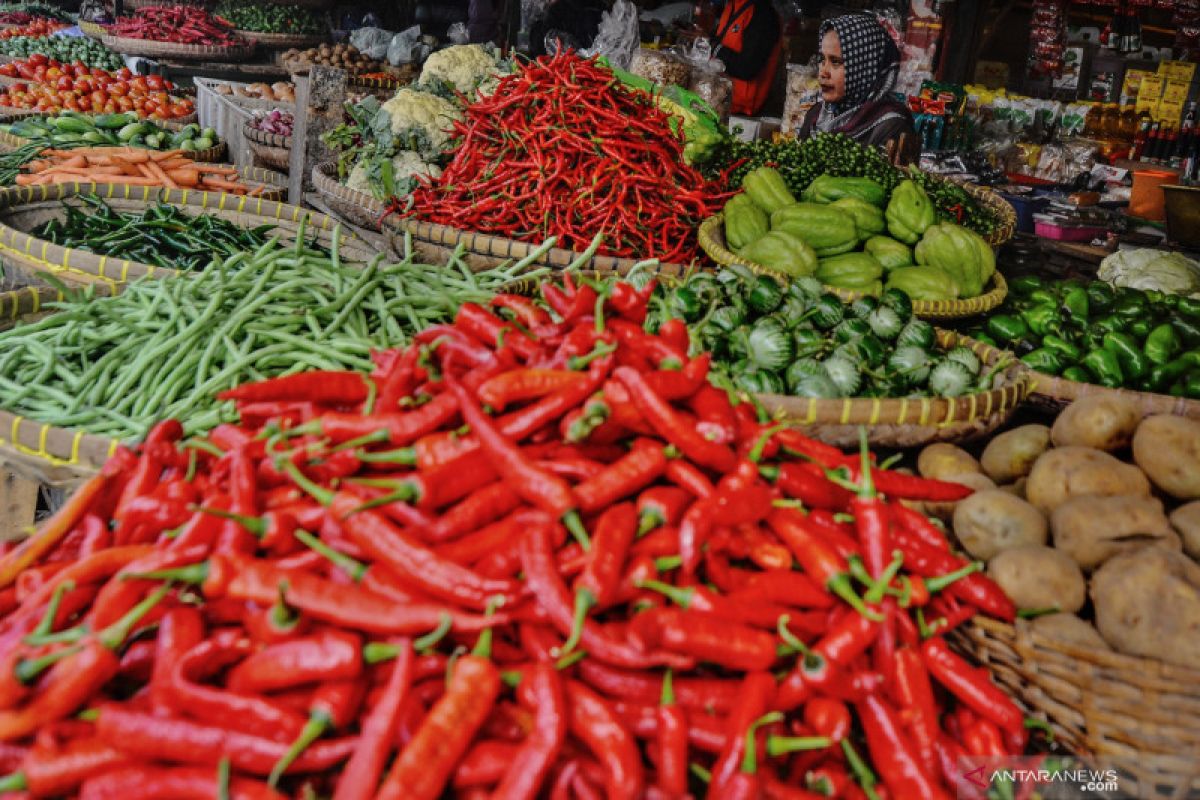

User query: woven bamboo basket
[1025,369,1200,419]
[952,616,1200,799]
[236,29,327,50]
[961,181,1016,247]
[311,161,386,231]
[101,34,255,62]
[0,123,226,163]
[698,215,1008,321]
[752,330,1029,449]
[0,178,372,289]
[0,106,198,126]
[0,285,116,487]
[387,216,691,276]
[243,121,290,171]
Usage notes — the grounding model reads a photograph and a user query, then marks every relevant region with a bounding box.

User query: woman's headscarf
[815,15,901,133]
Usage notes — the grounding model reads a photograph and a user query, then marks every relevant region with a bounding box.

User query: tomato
[90,90,106,106]
[116,67,132,80]
[146,74,165,91]
[45,66,61,80]
[108,82,128,97]
[0,64,14,77]
[55,76,72,92]
[10,82,26,94]
[117,96,133,112]
[104,99,116,113]
[73,78,90,93]
[131,77,148,93]
[141,99,157,114]
[64,97,80,112]
[28,53,46,66]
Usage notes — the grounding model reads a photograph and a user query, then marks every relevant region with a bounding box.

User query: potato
[1169,501,1200,560]
[1050,395,1141,452]
[1051,493,1178,571]
[1132,415,1200,500]
[1091,546,1200,667]
[953,490,1047,560]
[980,424,1051,483]
[1025,446,1150,516]
[987,546,1086,614]
[923,472,995,522]
[1029,613,1110,650]
[917,443,980,481]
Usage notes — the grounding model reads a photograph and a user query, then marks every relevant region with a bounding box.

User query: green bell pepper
[1147,352,1200,392]
[1102,332,1149,381]
[1062,288,1089,322]
[1085,282,1115,313]
[1010,275,1042,295]
[1043,335,1082,361]
[1185,372,1200,399]
[1022,348,1065,375]
[1171,316,1200,347]
[1061,366,1091,383]
[1089,315,1121,335]
[1144,323,1181,366]
[1082,348,1124,388]
[1029,289,1059,307]
[972,332,998,348]
[1020,305,1058,338]
[986,315,1029,344]
[1177,296,1200,318]
[1114,295,1147,319]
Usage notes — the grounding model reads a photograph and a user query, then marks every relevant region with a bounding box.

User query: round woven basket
[751,330,1029,449]
[1025,369,1200,418]
[0,179,371,289]
[101,34,255,62]
[0,285,116,487]
[951,616,1200,799]
[698,214,1008,321]
[311,161,386,231]
[243,121,290,170]
[0,106,197,126]
[0,125,226,163]
[387,216,691,276]
[235,30,327,50]
[960,181,1016,247]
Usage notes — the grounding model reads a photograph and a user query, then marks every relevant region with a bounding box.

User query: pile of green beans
[33,196,280,273]
[0,224,550,441]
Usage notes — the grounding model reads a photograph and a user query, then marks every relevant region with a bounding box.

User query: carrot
[143,160,178,189]
[165,169,200,187]
[149,149,185,161]
[192,164,238,175]
[14,174,36,185]
[156,158,191,171]
[53,174,159,186]
[199,177,247,193]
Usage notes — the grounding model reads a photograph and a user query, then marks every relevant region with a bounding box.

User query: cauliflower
[418,44,503,97]
[347,151,442,200]
[380,88,462,154]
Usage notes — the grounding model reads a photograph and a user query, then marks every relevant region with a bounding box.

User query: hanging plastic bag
[387,26,427,65]
[447,22,470,45]
[351,27,397,60]
[580,0,639,70]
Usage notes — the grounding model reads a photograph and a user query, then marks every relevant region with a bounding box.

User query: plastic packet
[629,48,690,87]
[447,22,469,45]
[581,0,639,69]
[350,27,396,60]
[386,26,424,65]
[783,60,820,133]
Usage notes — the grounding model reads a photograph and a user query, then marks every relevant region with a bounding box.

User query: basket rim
[751,329,1030,430]
[698,213,1008,320]
[1025,367,1200,418]
[234,29,328,48]
[0,123,226,163]
[246,139,289,170]
[101,34,255,61]
[242,120,291,149]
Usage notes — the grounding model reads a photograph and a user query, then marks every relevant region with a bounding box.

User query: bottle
[1158,127,1178,164]
[1141,121,1161,162]
[1172,126,1191,170]
[1186,136,1200,185]
[1083,103,1104,138]
[1130,116,1153,160]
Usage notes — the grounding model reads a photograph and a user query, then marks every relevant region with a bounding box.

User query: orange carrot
[143,160,178,189]
[199,176,247,194]
[192,164,238,175]
[165,168,200,187]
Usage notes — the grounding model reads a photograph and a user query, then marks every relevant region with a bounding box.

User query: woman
[798,15,919,165]
[712,0,782,116]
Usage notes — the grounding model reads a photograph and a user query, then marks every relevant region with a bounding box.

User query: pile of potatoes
[214,81,296,104]
[918,395,1200,669]
[280,43,382,75]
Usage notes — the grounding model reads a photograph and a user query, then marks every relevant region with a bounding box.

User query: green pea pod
[1082,348,1124,388]
[1144,323,1181,366]
[1021,347,1065,376]
[985,314,1028,344]
[1020,305,1058,338]
[1102,332,1148,381]
[1062,288,1089,322]
[1061,366,1091,383]
[1043,335,1082,362]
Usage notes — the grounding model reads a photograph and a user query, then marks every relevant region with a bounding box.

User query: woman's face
[819,29,846,103]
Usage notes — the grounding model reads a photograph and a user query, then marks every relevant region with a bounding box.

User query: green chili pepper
[1082,349,1124,388]
[985,315,1028,344]
[1144,323,1181,366]
[1114,295,1147,319]
[1102,332,1148,381]
[1021,347,1065,375]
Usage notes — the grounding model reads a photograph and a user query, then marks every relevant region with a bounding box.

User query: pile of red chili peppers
[0,277,1032,799]
[401,51,731,265]
[108,6,243,46]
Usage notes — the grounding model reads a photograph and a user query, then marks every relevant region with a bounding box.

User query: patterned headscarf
[816,15,901,132]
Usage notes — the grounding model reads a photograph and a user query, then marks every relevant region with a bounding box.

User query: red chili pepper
[226,629,362,694]
[478,369,588,410]
[843,464,976,502]
[678,484,774,576]
[576,659,738,716]
[728,569,835,610]
[219,371,370,406]
[773,462,854,510]
[573,440,667,513]
[564,680,644,800]
[493,663,566,799]
[612,366,736,473]
[268,678,365,787]
[856,692,950,800]
[452,740,522,788]
[963,717,1007,757]
[773,428,850,469]
[653,670,689,797]
[376,654,501,800]
[709,671,775,796]
[892,528,1014,621]
[424,481,525,543]
[490,294,553,328]
[456,303,540,361]
[573,501,637,617]
[889,502,950,552]
[332,639,413,800]
[93,704,355,776]
[630,606,777,671]
[921,637,1027,751]
[889,646,940,776]
[776,610,880,710]
[768,508,879,621]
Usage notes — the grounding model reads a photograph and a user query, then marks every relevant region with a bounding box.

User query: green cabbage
[1098,249,1200,297]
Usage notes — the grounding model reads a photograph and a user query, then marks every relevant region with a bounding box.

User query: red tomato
[28,53,46,66]
[55,76,72,92]
[108,82,128,97]
[146,74,165,90]
[10,82,26,93]
[90,90,106,106]
[45,66,61,80]
[64,96,81,112]
[73,78,90,93]
[131,77,148,93]
[0,64,15,77]
[116,67,132,80]
[117,96,133,111]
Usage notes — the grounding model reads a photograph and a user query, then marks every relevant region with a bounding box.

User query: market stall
[0,3,1196,798]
